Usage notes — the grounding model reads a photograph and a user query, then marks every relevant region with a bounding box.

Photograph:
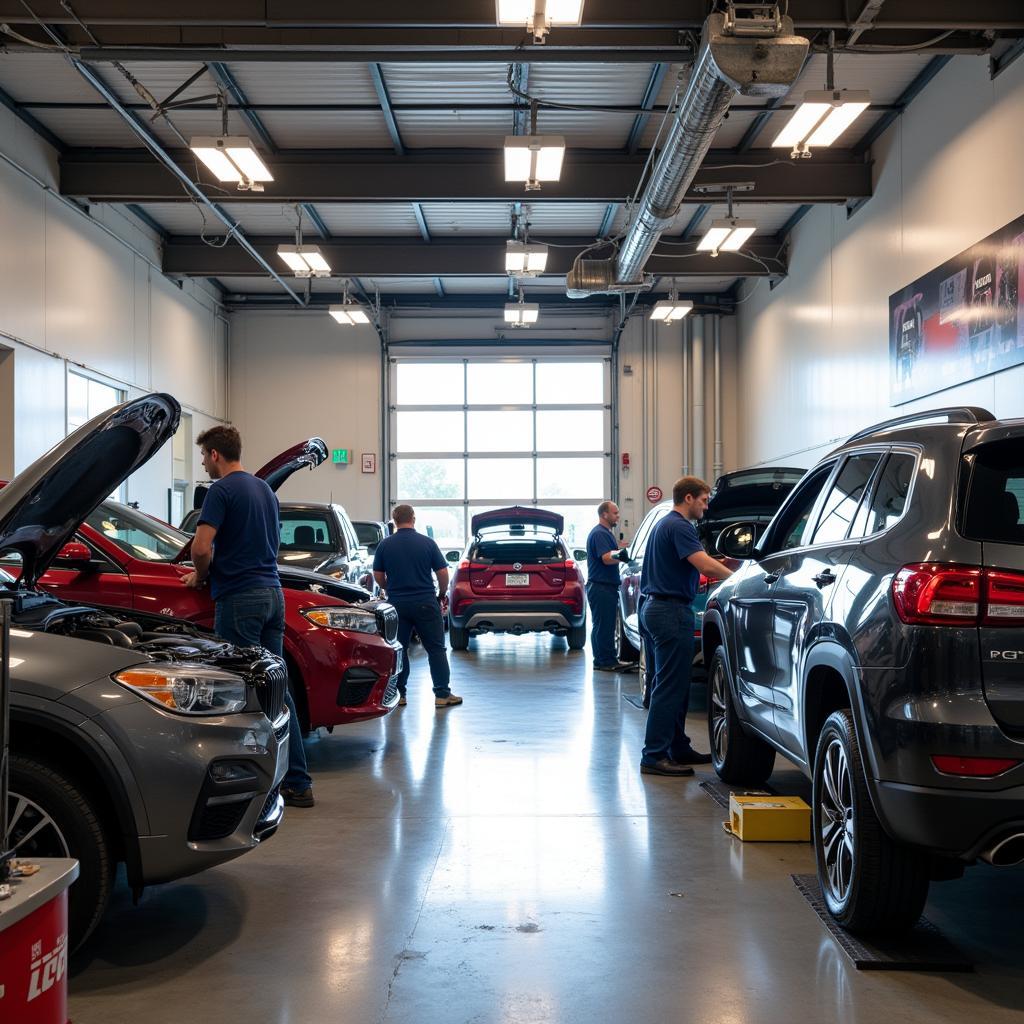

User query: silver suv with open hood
[0,394,289,950]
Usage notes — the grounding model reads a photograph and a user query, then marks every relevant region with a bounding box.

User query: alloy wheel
[710,658,729,765]
[7,791,71,858]
[638,643,649,706]
[818,738,855,906]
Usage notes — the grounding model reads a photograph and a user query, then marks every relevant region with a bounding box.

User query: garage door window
[391,358,609,549]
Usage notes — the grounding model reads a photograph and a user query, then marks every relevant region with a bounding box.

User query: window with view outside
[390,358,609,548]
[68,371,127,501]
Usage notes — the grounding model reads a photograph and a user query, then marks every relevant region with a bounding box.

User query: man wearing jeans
[182,425,315,808]
[585,500,631,671]
[639,476,733,778]
[373,504,462,708]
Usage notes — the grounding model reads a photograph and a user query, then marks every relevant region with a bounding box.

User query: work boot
[435,693,464,707]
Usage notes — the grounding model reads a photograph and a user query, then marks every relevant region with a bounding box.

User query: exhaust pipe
[981,832,1024,866]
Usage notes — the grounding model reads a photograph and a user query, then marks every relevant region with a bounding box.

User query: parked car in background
[181,437,376,592]
[704,406,1024,935]
[1,394,288,950]
[447,506,586,651]
[618,466,805,704]
[353,519,391,555]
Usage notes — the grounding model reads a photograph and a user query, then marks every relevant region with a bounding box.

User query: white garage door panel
[0,160,45,349]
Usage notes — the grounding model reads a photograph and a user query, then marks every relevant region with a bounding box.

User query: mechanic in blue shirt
[373,504,462,708]
[639,476,733,778]
[585,500,631,671]
[182,424,315,807]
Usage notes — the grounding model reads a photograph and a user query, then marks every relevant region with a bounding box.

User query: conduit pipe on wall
[566,13,806,297]
[681,317,690,476]
[713,314,723,481]
[691,315,705,482]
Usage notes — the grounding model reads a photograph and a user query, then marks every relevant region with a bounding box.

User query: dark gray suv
[704,407,1024,935]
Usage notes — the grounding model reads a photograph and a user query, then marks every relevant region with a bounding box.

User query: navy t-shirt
[639,511,703,601]
[586,523,619,585]
[373,528,446,603]
[197,472,281,600]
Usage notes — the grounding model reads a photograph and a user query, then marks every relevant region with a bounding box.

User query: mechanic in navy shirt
[639,476,733,778]
[182,424,314,807]
[373,504,462,708]
[585,500,631,671]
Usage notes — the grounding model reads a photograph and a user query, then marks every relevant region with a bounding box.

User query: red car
[447,506,586,651]
[1,487,403,732]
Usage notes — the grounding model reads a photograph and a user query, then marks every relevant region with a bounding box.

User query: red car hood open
[255,437,329,493]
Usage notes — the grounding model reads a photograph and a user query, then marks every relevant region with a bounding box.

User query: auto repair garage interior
[1,2,1024,1022]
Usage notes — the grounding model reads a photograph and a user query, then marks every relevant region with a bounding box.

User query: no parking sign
[646,486,663,503]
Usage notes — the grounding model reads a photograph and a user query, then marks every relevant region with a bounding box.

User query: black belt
[648,594,692,604]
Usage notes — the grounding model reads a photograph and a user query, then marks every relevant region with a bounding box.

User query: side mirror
[716,522,757,560]
[54,541,93,569]
[446,550,460,563]
[573,548,587,562]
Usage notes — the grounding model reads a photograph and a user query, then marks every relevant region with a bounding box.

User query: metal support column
[691,316,705,481]
[713,314,723,480]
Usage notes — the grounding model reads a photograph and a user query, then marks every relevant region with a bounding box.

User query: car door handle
[812,569,837,588]
[763,571,781,585]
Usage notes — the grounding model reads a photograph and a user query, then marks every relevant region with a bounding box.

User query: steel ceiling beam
[60,149,872,204]
[205,62,277,153]
[368,63,405,156]
[625,62,670,155]
[162,236,787,279]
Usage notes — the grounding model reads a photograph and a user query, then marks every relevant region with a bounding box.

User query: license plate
[505,573,530,586]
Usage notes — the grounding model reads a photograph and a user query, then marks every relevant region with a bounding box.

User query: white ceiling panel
[255,110,392,148]
[533,109,635,148]
[27,108,145,147]
[650,275,738,293]
[667,202,804,236]
[216,276,288,293]
[365,277,438,294]
[379,63,511,103]
[217,203,304,234]
[437,276,509,294]
[225,62,379,105]
[653,64,691,107]
[315,204,422,236]
[421,203,513,236]
[126,203,215,235]
[638,105,763,151]
[396,109,510,149]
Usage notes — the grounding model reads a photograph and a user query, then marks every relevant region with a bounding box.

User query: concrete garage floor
[70,635,1024,1024]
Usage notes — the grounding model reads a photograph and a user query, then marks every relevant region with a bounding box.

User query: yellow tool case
[725,794,811,842]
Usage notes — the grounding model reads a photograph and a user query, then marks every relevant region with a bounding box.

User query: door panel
[727,560,781,733]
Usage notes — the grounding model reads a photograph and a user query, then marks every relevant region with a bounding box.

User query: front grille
[383,679,398,705]
[254,656,288,720]
[338,666,378,707]
[375,603,399,642]
[190,799,249,841]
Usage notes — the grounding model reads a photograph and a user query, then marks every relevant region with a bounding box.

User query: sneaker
[435,693,464,707]
[282,786,315,808]
[397,695,407,706]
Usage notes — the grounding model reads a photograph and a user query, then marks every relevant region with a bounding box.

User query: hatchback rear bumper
[451,601,585,634]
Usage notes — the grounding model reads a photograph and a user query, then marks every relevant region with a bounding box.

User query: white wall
[0,103,228,516]
[736,54,1024,469]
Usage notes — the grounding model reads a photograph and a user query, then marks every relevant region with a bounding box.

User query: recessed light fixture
[772,89,871,156]
[329,303,371,325]
[503,135,566,190]
[696,219,757,255]
[277,244,332,278]
[505,241,549,275]
[189,136,273,190]
[650,298,694,322]
[496,0,584,43]
[504,301,540,325]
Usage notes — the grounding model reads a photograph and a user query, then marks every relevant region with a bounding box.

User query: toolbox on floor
[725,794,811,842]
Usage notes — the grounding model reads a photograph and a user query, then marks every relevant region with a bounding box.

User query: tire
[8,756,115,952]
[707,646,775,786]
[448,620,469,651]
[812,709,929,935]
[639,641,650,708]
[567,619,586,651]
[615,608,639,662]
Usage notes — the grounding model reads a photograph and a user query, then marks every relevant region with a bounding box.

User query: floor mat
[791,875,973,972]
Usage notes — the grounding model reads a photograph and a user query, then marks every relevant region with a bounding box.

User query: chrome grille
[375,603,399,642]
[254,655,288,721]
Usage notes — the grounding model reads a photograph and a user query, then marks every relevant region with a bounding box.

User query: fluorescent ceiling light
[505,241,549,275]
[504,302,540,325]
[329,304,371,325]
[696,219,757,254]
[650,300,694,322]
[189,136,273,187]
[772,90,871,152]
[277,244,332,278]
[503,136,566,186]
[496,0,583,27]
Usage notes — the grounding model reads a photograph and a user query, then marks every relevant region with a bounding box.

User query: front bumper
[451,600,585,634]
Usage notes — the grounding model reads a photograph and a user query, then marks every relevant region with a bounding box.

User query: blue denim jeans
[640,597,697,765]
[586,581,619,666]
[393,598,451,698]
[214,586,312,793]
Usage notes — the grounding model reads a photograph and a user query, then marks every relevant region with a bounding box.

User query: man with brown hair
[183,424,315,807]
[638,475,733,778]
[373,503,461,708]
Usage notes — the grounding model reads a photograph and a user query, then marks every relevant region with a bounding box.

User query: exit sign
[331,448,350,464]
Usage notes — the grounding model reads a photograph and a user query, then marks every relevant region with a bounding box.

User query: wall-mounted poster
[889,212,1024,404]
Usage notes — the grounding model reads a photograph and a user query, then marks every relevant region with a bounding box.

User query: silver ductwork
[567,11,808,298]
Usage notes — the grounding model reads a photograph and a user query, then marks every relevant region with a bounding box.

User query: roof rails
[846,407,995,445]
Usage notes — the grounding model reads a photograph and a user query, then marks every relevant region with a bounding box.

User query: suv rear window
[964,441,1024,544]
[471,538,564,564]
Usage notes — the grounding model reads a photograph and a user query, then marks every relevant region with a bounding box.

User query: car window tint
[632,507,669,560]
[964,440,1024,544]
[354,522,379,546]
[852,453,915,537]
[279,511,334,551]
[768,463,836,553]
[811,454,881,545]
[472,538,563,563]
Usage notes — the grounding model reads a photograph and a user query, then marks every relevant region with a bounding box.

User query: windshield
[280,510,335,552]
[85,502,188,561]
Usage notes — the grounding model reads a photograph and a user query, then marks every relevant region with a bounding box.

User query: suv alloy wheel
[706,647,775,785]
[812,709,929,934]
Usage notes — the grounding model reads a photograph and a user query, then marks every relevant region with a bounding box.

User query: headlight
[301,606,380,634]
[114,665,248,715]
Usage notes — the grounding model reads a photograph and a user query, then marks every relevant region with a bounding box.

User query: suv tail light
[562,559,579,581]
[931,755,1021,777]
[893,564,1024,627]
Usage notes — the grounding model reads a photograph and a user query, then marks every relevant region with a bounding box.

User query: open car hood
[0,394,180,587]
[254,437,329,493]
[470,506,564,535]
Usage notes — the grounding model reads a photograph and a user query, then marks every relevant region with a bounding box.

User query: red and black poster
[889,212,1024,404]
